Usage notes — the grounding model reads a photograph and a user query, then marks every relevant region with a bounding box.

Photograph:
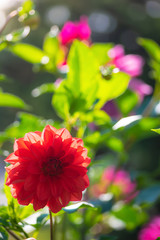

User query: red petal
[59,190,70,206]
[5,153,19,164]
[48,197,63,213]
[57,128,71,141]
[70,191,82,201]
[64,166,87,177]
[37,180,51,201]
[83,174,90,187]
[72,138,84,147]
[13,138,28,152]
[33,197,47,211]
[27,161,41,174]
[24,175,39,191]
[42,125,57,147]
[24,132,41,144]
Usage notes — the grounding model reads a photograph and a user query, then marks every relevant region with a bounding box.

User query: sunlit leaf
[116,89,139,116]
[113,115,142,130]
[19,0,34,17]
[9,43,46,64]
[43,30,64,71]
[91,43,113,66]
[80,110,110,125]
[67,40,99,98]
[0,91,29,109]
[96,71,130,109]
[0,41,7,51]
[138,38,160,62]
[52,81,70,119]
[63,202,95,213]
[106,137,124,152]
[52,41,100,119]
[111,204,147,230]
[152,128,160,134]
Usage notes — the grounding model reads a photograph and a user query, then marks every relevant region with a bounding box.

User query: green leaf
[119,116,160,140]
[0,206,10,227]
[150,59,160,82]
[0,91,29,109]
[96,71,130,109]
[43,31,64,71]
[113,115,142,130]
[116,89,139,116]
[0,74,8,82]
[106,137,124,152]
[63,202,95,213]
[0,226,8,240]
[9,43,46,64]
[67,40,99,98]
[152,128,160,134]
[91,43,113,66]
[138,38,160,62]
[52,81,70,119]
[32,213,48,229]
[4,112,56,139]
[0,41,7,51]
[32,83,55,97]
[111,204,147,230]
[80,110,110,125]
[52,41,100,119]
[84,130,111,148]
[135,185,160,205]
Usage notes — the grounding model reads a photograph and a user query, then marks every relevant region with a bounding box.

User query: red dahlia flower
[5,125,90,213]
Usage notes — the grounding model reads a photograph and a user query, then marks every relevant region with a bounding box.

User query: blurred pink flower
[129,78,153,103]
[54,78,63,88]
[91,166,137,201]
[102,100,121,120]
[139,217,160,240]
[108,44,144,77]
[59,17,91,45]
[102,45,152,119]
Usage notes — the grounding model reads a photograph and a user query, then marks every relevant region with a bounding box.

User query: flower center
[42,158,62,176]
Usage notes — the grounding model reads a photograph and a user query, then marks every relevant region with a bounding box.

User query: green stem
[142,82,160,117]
[49,210,54,240]
[53,216,57,240]
[61,213,67,240]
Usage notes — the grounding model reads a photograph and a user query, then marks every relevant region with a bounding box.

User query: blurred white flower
[0,0,24,11]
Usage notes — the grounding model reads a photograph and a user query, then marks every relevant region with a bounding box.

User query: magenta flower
[139,217,160,240]
[108,44,144,77]
[59,17,91,45]
[91,166,137,201]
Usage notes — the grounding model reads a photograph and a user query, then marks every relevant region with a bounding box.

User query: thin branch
[0,10,18,35]
[4,227,22,240]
